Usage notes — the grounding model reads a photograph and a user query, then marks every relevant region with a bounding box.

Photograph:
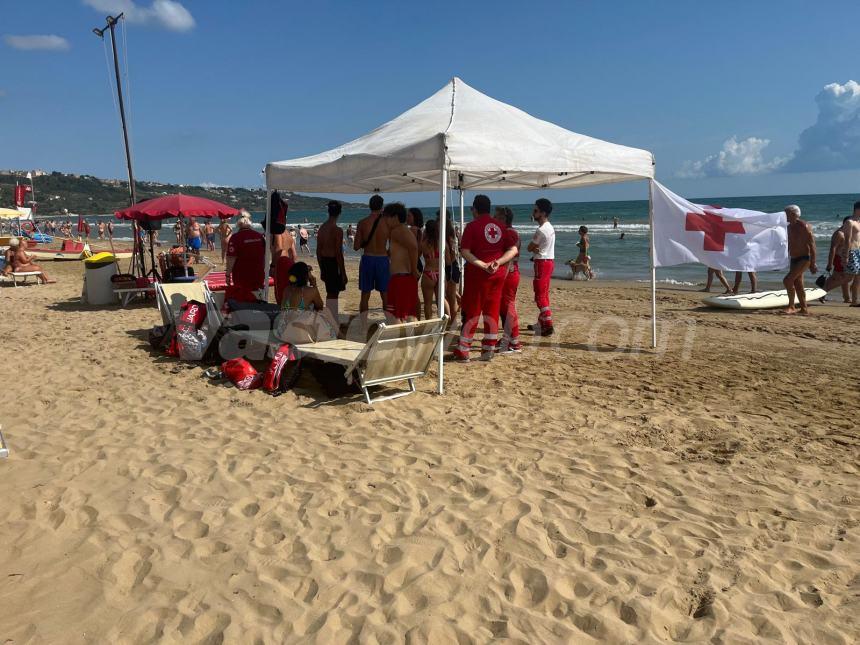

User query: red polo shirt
[226,228,265,290]
[460,214,517,262]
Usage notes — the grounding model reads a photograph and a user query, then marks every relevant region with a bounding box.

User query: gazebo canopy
[266,77,654,193]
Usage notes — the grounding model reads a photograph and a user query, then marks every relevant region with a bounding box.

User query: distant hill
[0,171,364,216]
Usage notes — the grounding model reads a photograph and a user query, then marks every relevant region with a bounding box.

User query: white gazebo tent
[265,77,655,394]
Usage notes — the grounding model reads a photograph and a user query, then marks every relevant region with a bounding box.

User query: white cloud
[783,80,860,172]
[677,136,788,179]
[83,0,195,32]
[678,80,860,178]
[4,34,70,51]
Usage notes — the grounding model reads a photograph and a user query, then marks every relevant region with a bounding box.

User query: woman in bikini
[568,225,595,280]
[420,219,445,319]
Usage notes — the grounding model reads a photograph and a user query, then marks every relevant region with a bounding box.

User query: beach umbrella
[0,208,24,219]
[115,194,240,280]
[114,193,239,220]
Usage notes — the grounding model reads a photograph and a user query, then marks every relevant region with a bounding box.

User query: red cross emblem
[484,222,502,244]
[685,210,746,252]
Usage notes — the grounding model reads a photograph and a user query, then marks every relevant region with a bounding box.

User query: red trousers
[533,259,554,331]
[457,265,506,355]
[500,267,521,349]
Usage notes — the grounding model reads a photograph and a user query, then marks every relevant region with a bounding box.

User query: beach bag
[262,343,302,396]
[275,308,338,346]
[148,324,174,351]
[173,300,208,361]
[222,358,262,390]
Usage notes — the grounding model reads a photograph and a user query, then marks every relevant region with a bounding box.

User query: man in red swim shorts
[383,202,419,322]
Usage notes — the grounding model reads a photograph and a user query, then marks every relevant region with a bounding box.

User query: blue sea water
[35,192,854,288]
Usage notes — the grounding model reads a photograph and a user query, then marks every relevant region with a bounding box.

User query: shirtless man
[316,201,348,318]
[204,221,216,251]
[186,217,202,259]
[353,194,389,317]
[782,205,817,315]
[271,217,298,306]
[217,218,233,264]
[823,217,851,302]
[97,222,105,240]
[384,202,419,322]
[843,201,860,306]
[12,238,54,283]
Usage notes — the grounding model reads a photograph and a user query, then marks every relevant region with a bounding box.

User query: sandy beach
[1,257,858,643]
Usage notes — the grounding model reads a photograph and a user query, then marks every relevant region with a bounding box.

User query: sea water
[38,193,854,288]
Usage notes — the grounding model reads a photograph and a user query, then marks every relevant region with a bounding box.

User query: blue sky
[2,0,860,205]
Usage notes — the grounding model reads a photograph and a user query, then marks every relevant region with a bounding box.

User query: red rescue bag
[262,343,302,396]
[222,358,262,390]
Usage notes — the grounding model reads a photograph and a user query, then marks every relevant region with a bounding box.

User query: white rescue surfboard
[703,287,827,310]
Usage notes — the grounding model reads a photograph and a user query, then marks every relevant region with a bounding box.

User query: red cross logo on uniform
[685,211,746,252]
[484,222,502,244]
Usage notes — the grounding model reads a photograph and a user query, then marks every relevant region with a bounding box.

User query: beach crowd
[222,194,560,362]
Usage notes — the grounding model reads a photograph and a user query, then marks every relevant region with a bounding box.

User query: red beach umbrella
[114,193,240,220]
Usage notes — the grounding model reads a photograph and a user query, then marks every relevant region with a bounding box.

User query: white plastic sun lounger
[230,316,448,404]
[9,271,41,287]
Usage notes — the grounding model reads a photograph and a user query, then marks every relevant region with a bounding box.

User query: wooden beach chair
[231,316,448,404]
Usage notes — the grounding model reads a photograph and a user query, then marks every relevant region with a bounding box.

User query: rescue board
[703,287,826,309]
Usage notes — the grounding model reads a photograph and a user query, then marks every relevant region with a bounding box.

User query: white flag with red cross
[651,181,789,272]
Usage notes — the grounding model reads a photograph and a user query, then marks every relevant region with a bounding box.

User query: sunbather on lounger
[12,239,55,284]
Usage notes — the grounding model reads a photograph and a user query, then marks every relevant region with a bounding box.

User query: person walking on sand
[354,195,390,322]
[173,220,182,244]
[384,202,420,323]
[97,222,105,240]
[316,201,348,319]
[527,198,556,337]
[298,225,310,255]
[186,217,202,259]
[822,217,851,303]
[204,221,216,252]
[732,271,758,294]
[843,202,860,306]
[701,267,733,294]
[783,205,818,315]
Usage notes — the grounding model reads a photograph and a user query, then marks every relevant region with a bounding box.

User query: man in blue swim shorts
[354,195,391,318]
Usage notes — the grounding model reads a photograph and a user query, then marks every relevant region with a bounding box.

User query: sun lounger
[7,271,42,287]
[230,316,447,404]
[114,276,157,306]
[202,271,274,292]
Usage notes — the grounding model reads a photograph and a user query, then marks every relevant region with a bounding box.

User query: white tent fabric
[266,77,654,193]
[264,77,657,396]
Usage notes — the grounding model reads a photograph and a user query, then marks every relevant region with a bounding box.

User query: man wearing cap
[226,215,266,295]
[782,205,817,314]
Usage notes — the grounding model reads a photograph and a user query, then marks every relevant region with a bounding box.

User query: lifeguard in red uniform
[453,195,518,362]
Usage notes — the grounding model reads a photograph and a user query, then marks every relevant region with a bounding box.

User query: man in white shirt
[527,198,556,336]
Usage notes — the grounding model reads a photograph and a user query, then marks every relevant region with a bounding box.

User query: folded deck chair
[299,316,448,404]
[226,317,447,403]
[155,281,224,359]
